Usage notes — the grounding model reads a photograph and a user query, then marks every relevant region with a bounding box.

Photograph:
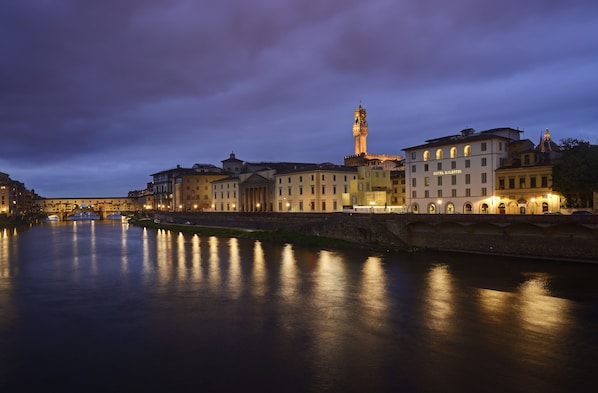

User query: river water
[0,221,596,392]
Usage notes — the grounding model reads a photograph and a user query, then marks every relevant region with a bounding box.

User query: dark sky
[2,0,597,197]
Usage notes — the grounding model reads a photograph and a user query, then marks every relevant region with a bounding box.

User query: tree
[552,139,598,208]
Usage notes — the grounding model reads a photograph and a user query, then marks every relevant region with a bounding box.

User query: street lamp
[437,199,442,214]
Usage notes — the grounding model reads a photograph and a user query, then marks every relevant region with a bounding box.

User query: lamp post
[437,199,442,214]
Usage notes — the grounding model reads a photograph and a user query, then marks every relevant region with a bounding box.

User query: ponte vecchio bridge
[35,197,138,220]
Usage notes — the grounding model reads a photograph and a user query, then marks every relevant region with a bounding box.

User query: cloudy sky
[2,0,597,197]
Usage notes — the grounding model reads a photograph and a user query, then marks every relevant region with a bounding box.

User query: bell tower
[352,103,368,155]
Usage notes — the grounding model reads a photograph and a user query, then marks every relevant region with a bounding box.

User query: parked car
[571,210,592,215]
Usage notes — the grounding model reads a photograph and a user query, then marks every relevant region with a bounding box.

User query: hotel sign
[433,169,462,176]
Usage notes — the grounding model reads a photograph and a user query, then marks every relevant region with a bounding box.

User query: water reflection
[425,264,454,334]
[279,244,297,303]
[208,236,220,290]
[359,256,388,332]
[517,273,570,334]
[227,238,241,298]
[252,241,266,297]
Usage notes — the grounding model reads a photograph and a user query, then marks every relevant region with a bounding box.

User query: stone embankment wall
[155,212,598,262]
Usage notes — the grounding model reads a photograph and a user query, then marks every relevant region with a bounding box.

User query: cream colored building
[211,162,358,213]
[404,128,519,214]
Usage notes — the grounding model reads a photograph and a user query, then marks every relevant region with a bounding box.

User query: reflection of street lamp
[437,199,442,214]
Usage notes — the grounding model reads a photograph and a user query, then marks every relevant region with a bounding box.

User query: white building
[403,128,521,214]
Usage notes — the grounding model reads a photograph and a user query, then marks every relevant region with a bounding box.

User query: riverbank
[129,218,364,251]
[144,212,598,262]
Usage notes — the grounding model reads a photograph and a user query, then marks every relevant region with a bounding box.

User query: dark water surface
[1,221,596,392]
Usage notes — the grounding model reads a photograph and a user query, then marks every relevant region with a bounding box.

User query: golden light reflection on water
[252,241,266,296]
[359,256,388,330]
[0,231,11,278]
[227,238,242,298]
[142,227,150,277]
[208,236,220,289]
[177,232,186,281]
[279,244,297,303]
[425,264,454,334]
[517,273,570,333]
[156,229,173,284]
[191,234,201,284]
[120,223,128,274]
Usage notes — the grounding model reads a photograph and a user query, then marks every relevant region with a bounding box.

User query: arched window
[412,203,419,214]
[464,203,472,214]
[542,202,549,212]
[446,202,455,214]
[464,145,471,157]
[423,151,430,161]
[481,203,489,214]
[450,147,457,158]
[498,203,506,214]
[428,203,436,214]
[436,149,443,160]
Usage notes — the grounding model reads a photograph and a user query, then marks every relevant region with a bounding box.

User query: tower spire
[352,103,368,155]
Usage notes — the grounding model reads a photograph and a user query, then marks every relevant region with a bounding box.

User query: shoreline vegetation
[128,218,366,251]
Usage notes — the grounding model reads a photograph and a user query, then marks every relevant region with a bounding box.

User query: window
[424,164,429,172]
[436,149,443,160]
[299,187,303,195]
[412,191,417,198]
[299,201,304,211]
[299,176,303,182]
[333,175,336,181]
[321,186,325,194]
[481,158,487,167]
[481,142,487,151]
[519,177,525,188]
[437,190,442,198]
[311,186,315,194]
[541,176,548,187]
[411,165,416,173]
[465,188,471,197]
[524,155,530,165]
[451,189,457,197]
[451,175,457,185]
[423,151,429,161]
[288,188,292,196]
[450,147,457,158]
[451,161,456,169]
[464,145,471,156]
[279,188,282,196]
[509,178,515,188]
[465,159,470,168]
[465,174,471,184]
[530,177,537,188]
[481,173,487,183]
[437,177,442,186]
[424,177,430,186]
[425,190,430,198]
[499,178,505,189]
[481,187,487,196]
[412,152,417,159]
[321,201,326,211]
[288,177,291,183]
[412,178,417,187]
[322,175,325,181]
[437,163,442,171]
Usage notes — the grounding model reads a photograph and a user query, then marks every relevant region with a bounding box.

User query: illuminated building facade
[211,158,358,212]
[404,128,519,214]
[494,129,563,214]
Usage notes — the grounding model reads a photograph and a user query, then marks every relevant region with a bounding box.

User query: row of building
[2,104,589,218]
[134,104,575,215]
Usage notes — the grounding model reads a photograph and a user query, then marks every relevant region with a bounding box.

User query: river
[0,220,596,392]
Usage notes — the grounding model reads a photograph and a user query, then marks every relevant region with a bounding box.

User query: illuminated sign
[433,169,462,176]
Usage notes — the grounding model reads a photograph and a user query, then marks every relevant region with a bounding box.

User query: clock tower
[352,104,368,155]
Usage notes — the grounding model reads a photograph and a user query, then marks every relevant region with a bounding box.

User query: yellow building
[345,166,405,213]
[493,131,563,214]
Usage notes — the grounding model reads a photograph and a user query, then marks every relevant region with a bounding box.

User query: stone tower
[352,104,368,155]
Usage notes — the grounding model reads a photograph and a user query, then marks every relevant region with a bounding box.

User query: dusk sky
[2,0,597,198]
